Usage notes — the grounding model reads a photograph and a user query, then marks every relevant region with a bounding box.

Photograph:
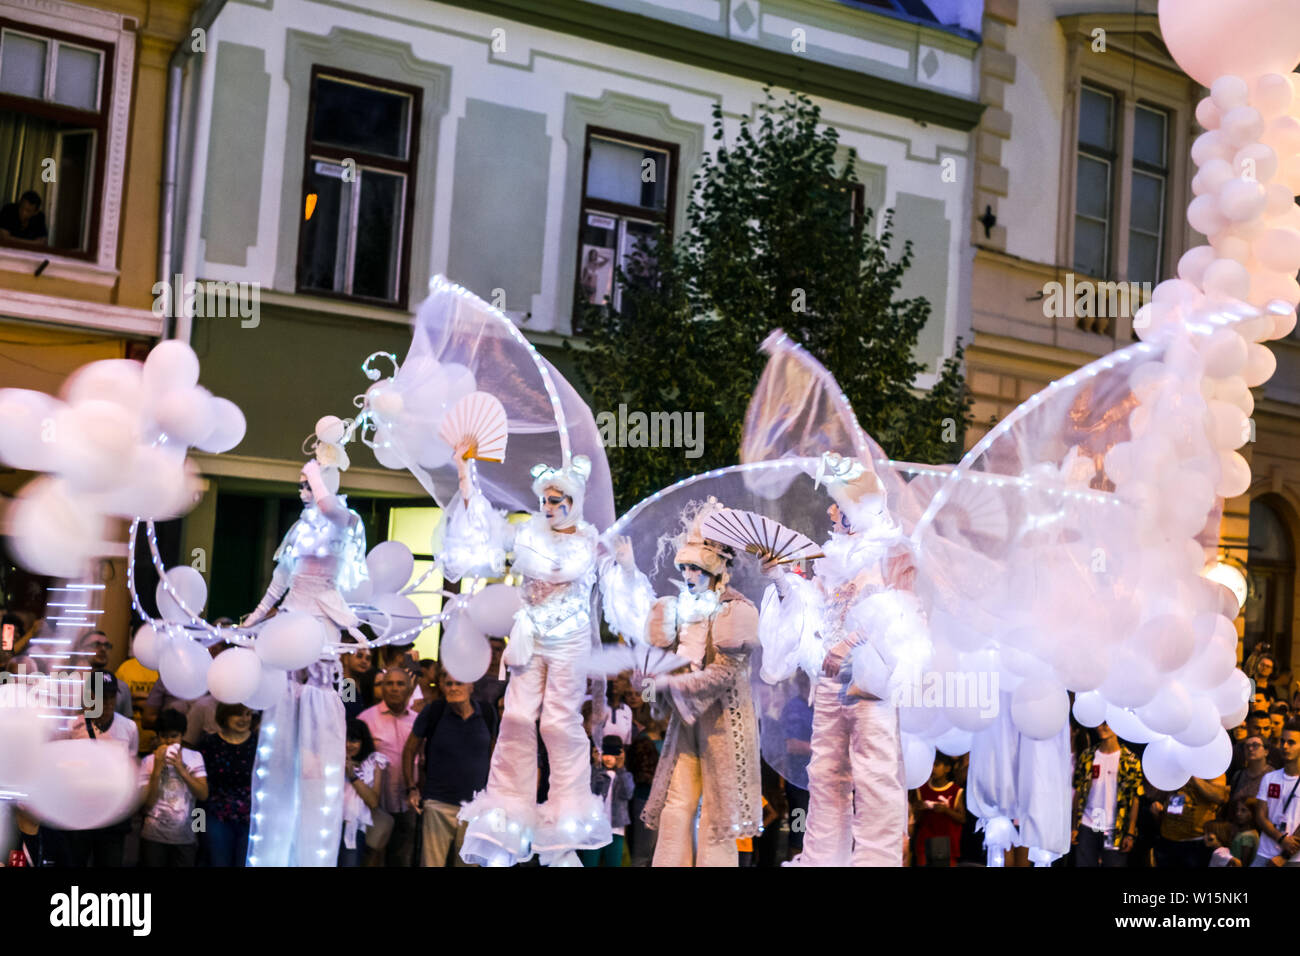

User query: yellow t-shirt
[115,658,159,753]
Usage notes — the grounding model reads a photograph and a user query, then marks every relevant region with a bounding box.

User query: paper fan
[701,508,822,565]
[439,390,508,462]
[906,469,1011,545]
[590,643,689,678]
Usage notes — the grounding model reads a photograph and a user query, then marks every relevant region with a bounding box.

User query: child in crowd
[1204,821,1237,867]
[911,752,965,867]
[1228,798,1260,866]
[340,719,388,866]
[138,708,208,866]
[582,736,634,867]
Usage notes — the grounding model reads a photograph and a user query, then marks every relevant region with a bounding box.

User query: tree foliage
[571,91,971,511]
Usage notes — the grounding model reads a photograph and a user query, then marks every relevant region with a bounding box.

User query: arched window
[1244,496,1296,672]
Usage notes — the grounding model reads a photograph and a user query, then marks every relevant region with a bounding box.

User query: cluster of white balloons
[0,341,246,578]
[364,360,476,472]
[132,538,524,707]
[0,682,138,829]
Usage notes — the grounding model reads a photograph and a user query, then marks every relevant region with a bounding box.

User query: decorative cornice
[0,288,161,337]
[431,0,983,130]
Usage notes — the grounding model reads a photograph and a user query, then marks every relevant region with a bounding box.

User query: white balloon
[440,628,491,683]
[366,541,414,595]
[1131,615,1196,673]
[1221,699,1250,729]
[53,400,140,493]
[932,726,973,758]
[466,583,523,636]
[371,426,406,470]
[243,665,288,710]
[1176,245,1218,286]
[1216,450,1252,498]
[1173,695,1223,747]
[0,687,51,790]
[849,643,892,700]
[315,415,347,445]
[62,359,145,414]
[1176,730,1233,779]
[195,397,247,454]
[1241,342,1276,387]
[1208,399,1248,450]
[1141,734,1190,792]
[1105,704,1159,744]
[143,339,200,394]
[1195,96,1221,130]
[368,593,423,641]
[155,565,208,623]
[206,647,263,704]
[901,734,936,790]
[1186,193,1228,236]
[7,476,106,578]
[1202,256,1252,299]
[1137,682,1193,736]
[1100,648,1158,708]
[153,386,215,448]
[1208,669,1253,716]
[132,623,163,670]
[0,389,62,471]
[417,435,455,470]
[1219,106,1265,147]
[1199,327,1248,378]
[1158,0,1300,86]
[158,635,212,700]
[1233,142,1278,183]
[27,738,138,829]
[1010,678,1069,740]
[96,445,198,521]
[1072,691,1108,728]
[343,577,373,604]
[1254,72,1294,118]
[256,611,327,670]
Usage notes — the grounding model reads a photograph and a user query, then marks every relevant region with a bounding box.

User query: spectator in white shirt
[138,708,208,866]
[1253,721,1300,867]
[63,673,138,866]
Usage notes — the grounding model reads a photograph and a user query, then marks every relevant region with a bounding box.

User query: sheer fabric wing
[365,275,614,531]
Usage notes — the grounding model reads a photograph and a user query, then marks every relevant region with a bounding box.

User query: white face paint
[680,565,712,594]
[541,486,572,528]
[827,502,852,535]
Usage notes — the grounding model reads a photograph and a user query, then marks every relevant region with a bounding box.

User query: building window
[1245,496,1295,673]
[0,22,111,257]
[1128,104,1168,286]
[297,69,420,306]
[1073,85,1115,280]
[575,128,677,320]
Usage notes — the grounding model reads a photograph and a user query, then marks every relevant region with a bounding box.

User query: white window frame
[0,0,134,285]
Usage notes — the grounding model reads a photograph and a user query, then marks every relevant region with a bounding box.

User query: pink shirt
[359,700,417,812]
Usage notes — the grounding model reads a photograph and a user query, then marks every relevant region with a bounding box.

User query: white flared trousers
[652,721,738,868]
[802,674,906,866]
[485,644,593,842]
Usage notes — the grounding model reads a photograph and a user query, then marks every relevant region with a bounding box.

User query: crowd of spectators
[2,611,1298,868]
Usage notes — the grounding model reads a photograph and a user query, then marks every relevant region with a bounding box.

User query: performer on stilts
[602,498,762,867]
[243,426,368,866]
[758,453,922,866]
[449,445,610,867]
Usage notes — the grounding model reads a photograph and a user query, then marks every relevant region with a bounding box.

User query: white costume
[602,501,762,867]
[245,455,365,867]
[759,456,921,866]
[450,456,611,867]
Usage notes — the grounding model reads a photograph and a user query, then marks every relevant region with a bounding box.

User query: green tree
[572,91,971,511]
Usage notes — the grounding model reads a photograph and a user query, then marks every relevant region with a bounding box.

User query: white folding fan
[700,508,823,565]
[590,642,689,678]
[438,390,509,462]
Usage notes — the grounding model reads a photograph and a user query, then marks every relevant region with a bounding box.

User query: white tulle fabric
[366,276,614,532]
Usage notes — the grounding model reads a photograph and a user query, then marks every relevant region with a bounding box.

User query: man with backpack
[403,667,498,866]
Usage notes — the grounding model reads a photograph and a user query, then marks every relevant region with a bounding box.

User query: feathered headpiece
[307,414,351,493]
[813,452,886,525]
